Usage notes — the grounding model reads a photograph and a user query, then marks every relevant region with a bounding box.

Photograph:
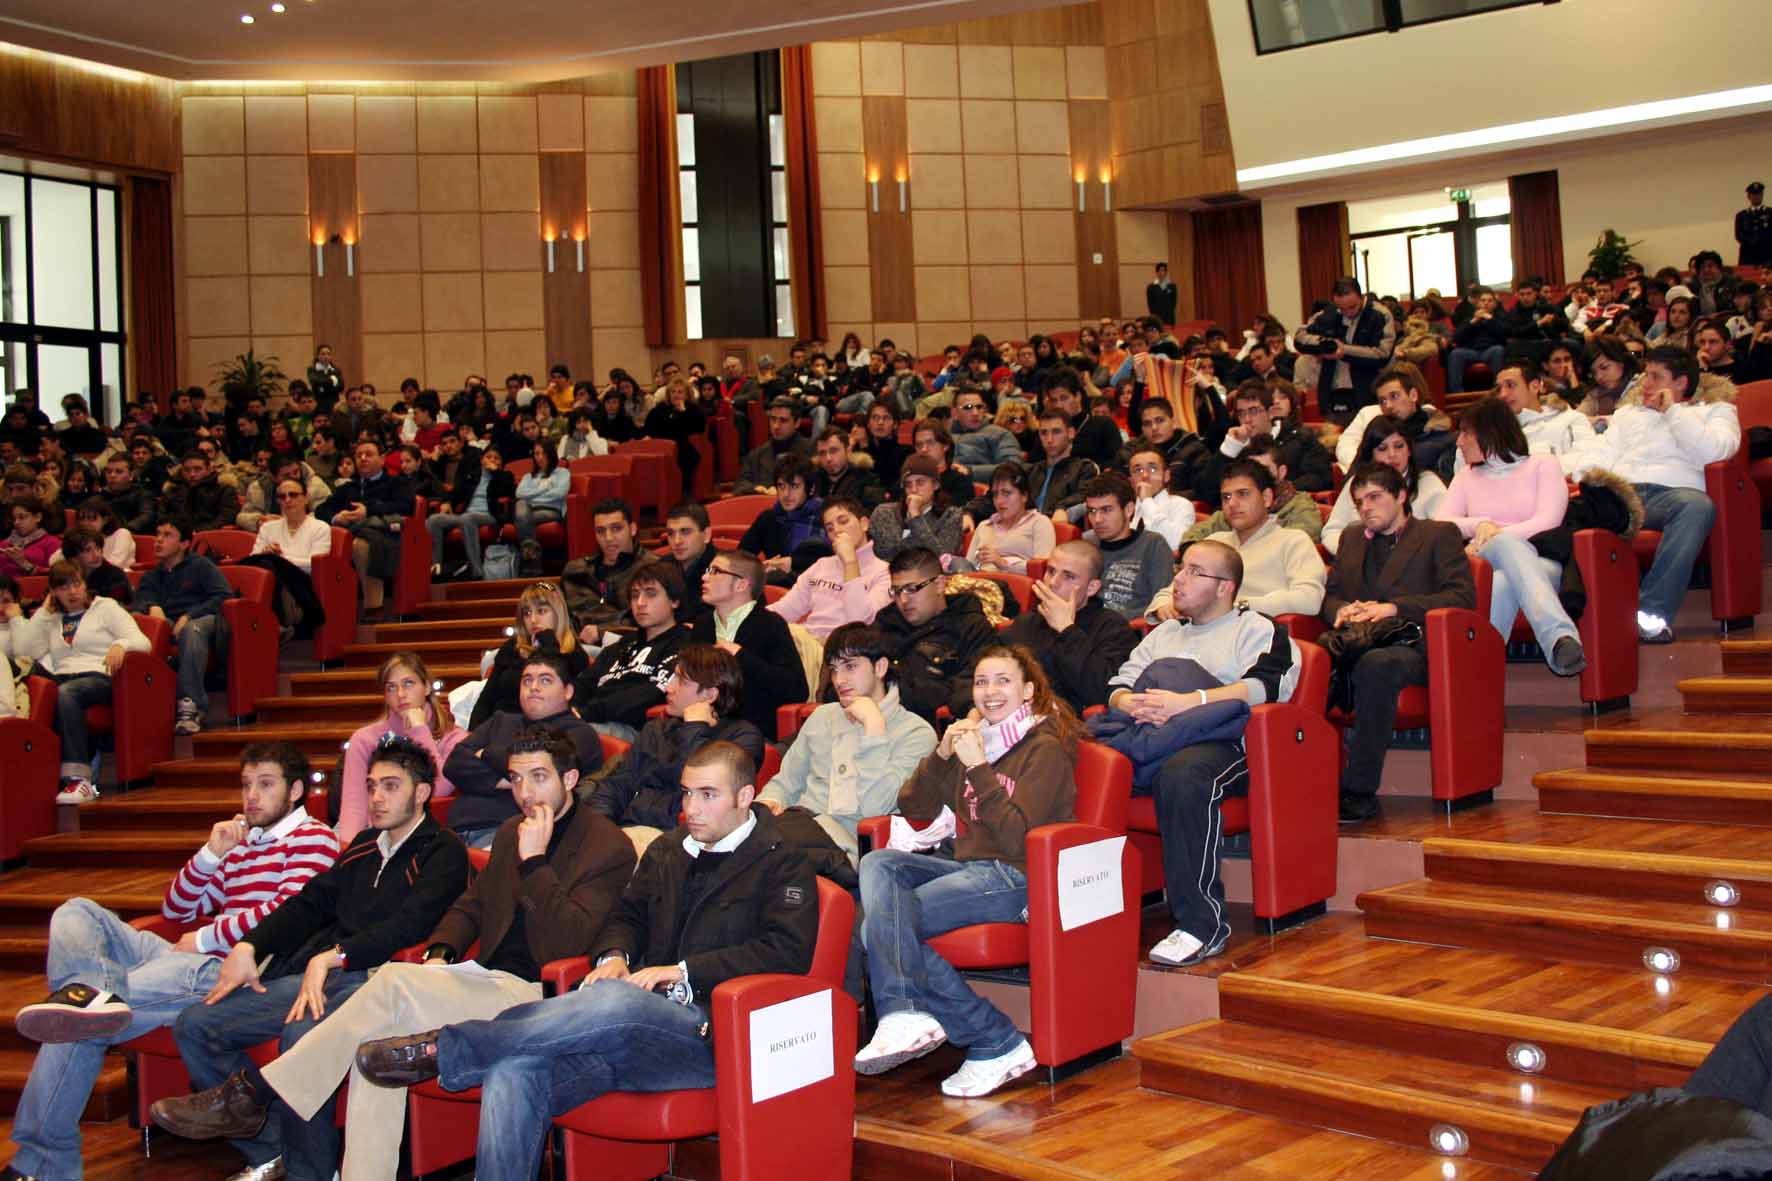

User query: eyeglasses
[705,565,744,581]
[276,491,305,501]
[889,574,941,599]
[1177,565,1232,583]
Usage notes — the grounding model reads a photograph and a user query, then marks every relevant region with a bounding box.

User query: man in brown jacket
[1322,463,1474,825]
[149,726,635,1181]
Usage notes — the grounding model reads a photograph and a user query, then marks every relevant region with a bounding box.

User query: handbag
[1317,617,1425,715]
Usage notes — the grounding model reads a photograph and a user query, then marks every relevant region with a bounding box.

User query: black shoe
[1338,794,1381,825]
[14,982,131,1044]
[1549,636,1587,676]
[3,1163,43,1180]
[149,1069,270,1140]
[355,1029,442,1087]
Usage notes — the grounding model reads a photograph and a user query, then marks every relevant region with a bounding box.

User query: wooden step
[1582,727,1772,779]
[1215,972,1703,1094]
[412,596,520,620]
[1535,768,1772,826]
[0,926,50,971]
[0,1046,130,1119]
[440,578,533,601]
[372,618,514,641]
[21,831,210,871]
[1722,640,1772,677]
[290,665,480,694]
[254,694,387,725]
[1423,837,1772,912]
[190,726,356,759]
[151,755,339,789]
[1679,676,1772,712]
[1134,1019,1608,1170]
[76,788,252,832]
[339,638,500,667]
[0,869,171,928]
[1358,879,1772,981]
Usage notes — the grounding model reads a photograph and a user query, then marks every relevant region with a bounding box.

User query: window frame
[1247,0,1551,57]
[1347,192,1511,299]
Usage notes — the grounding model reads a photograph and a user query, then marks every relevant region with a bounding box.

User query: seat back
[195,529,255,563]
[807,875,856,989]
[220,564,274,605]
[707,495,775,529]
[17,575,46,604]
[1052,520,1080,544]
[1074,740,1132,834]
[467,846,492,872]
[598,733,632,766]
[1733,379,1772,430]
[27,675,57,728]
[505,458,534,482]
[132,533,157,568]
[1468,553,1492,619]
[1293,640,1329,716]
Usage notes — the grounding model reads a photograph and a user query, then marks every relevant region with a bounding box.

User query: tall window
[0,169,126,421]
[1247,0,1544,54]
[676,52,793,340]
[1346,182,1512,300]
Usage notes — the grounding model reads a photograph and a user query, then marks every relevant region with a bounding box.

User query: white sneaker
[1148,927,1227,967]
[55,778,99,805]
[940,1038,1037,1098]
[854,1011,947,1075]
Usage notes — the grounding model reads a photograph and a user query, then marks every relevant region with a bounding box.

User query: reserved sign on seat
[749,989,834,1102]
[1057,836,1127,931]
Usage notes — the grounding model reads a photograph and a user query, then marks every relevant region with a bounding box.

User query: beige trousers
[258,961,541,1181]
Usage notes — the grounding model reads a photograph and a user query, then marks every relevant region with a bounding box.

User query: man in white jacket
[1566,346,1740,642]
[1494,358,1595,474]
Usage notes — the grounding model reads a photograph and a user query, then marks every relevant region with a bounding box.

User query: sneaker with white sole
[54,778,99,805]
[224,1156,286,1181]
[854,1010,947,1076]
[15,982,131,1043]
[175,697,203,736]
[940,1038,1037,1098]
[1148,927,1229,968]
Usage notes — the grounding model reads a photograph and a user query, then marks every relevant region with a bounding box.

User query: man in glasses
[1106,539,1302,968]
[734,396,812,496]
[691,548,807,737]
[874,547,996,725]
[1203,381,1332,496]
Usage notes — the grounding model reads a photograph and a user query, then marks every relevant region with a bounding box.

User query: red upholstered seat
[551,1086,719,1140]
[927,923,1029,969]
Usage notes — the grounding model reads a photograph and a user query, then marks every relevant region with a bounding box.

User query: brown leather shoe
[355,1029,441,1087]
[149,1069,269,1140]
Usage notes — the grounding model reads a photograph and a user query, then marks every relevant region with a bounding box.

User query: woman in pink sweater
[336,651,466,842]
[1435,397,1584,676]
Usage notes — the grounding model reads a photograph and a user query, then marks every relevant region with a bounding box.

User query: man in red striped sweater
[2,742,337,1181]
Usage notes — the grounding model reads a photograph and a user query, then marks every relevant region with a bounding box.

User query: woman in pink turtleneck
[335,650,466,842]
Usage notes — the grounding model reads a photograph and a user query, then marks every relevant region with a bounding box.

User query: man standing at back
[1146,262,1178,326]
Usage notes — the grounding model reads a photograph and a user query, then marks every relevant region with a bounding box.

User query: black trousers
[1141,739,1248,946]
[1341,646,1428,798]
[1687,994,1772,1116]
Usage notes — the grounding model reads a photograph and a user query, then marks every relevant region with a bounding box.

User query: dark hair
[912,421,954,459]
[767,396,799,415]
[989,461,1031,499]
[824,622,891,679]
[1644,345,1700,396]
[1348,461,1407,503]
[1045,365,1084,397]
[238,740,312,793]
[507,725,579,778]
[520,649,575,685]
[628,556,686,608]
[674,643,743,717]
[1497,355,1544,385]
[590,497,634,523]
[1330,276,1362,298]
[682,739,757,796]
[887,546,943,578]
[1458,396,1530,463]
[1083,471,1135,507]
[59,526,103,561]
[820,496,866,524]
[815,425,849,447]
[1372,363,1430,406]
[665,501,710,530]
[1139,398,1173,423]
[530,436,559,474]
[774,453,815,488]
[367,733,437,792]
[45,559,84,592]
[1354,415,1426,500]
[1219,457,1275,495]
[158,517,196,542]
[1241,433,1284,469]
[720,547,766,600]
[1232,380,1274,410]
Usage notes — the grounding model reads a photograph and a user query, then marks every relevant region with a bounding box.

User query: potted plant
[213,350,287,411]
[1587,229,1642,281]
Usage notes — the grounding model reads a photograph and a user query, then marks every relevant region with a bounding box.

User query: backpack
[482,544,518,582]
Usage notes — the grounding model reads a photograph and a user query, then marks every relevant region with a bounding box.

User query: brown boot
[355,1029,441,1087]
[149,1069,270,1140]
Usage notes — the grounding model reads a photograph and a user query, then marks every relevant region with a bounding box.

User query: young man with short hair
[876,547,998,724]
[1445,286,1510,392]
[1206,381,1333,495]
[1181,435,1323,546]
[61,525,134,606]
[1125,446,1195,550]
[316,438,418,617]
[151,729,633,1181]
[568,498,640,647]
[134,518,234,735]
[1492,356,1597,472]
[691,547,807,735]
[810,426,885,511]
[662,501,715,623]
[151,736,469,1180]
[1020,409,1099,524]
[159,448,241,533]
[1001,539,1140,714]
[5,744,337,1181]
[1294,275,1397,402]
[1118,398,1210,496]
[768,497,892,636]
[574,559,692,739]
[737,454,827,582]
[101,452,157,532]
[1082,473,1175,620]
[948,392,1023,484]
[734,397,813,495]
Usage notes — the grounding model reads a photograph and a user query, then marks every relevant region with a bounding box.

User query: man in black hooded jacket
[873,548,997,724]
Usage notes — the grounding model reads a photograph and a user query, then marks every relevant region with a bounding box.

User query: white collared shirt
[373,814,424,886]
[682,811,757,858]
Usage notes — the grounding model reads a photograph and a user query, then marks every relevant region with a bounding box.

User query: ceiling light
[1643,947,1681,974]
[1706,881,1740,907]
[240,13,254,22]
[1505,1043,1545,1074]
[1429,1124,1469,1157]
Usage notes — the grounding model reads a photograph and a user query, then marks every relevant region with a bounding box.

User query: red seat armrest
[1244,702,1338,919]
[544,955,593,995]
[1023,822,1140,1067]
[856,814,892,856]
[1705,456,1762,623]
[223,595,280,720]
[112,649,177,784]
[129,915,190,941]
[1424,606,1504,801]
[1571,528,1638,704]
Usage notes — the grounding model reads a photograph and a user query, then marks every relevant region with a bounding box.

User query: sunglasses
[276,490,305,501]
[889,574,941,599]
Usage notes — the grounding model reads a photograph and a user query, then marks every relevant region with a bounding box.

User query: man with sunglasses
[874,547,996,725]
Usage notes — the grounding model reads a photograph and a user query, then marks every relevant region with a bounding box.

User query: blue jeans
[1448,344,1504,391]
[175,613,224,711]
[427,510,497,575]
[1637,483,1716,627]
[172,967,369,1181]
[52,673,112,778]
[514,501,561,543]
[858,849,1027,1061]
[1480,532,1577,660]
[437,979,717,1181]
[835,390,876,415]
[7,898,222,1181]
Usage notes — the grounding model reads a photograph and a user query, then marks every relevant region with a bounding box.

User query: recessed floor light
[240,13,255,22]
[271,3,286,11]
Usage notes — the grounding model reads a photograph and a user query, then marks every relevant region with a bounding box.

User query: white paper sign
[748,989,834,1103]
[1056,836,1126,932]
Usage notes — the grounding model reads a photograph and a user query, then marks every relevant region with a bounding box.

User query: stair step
[412,597,521,620]
[440,578,533,601]
[76,789,255,831]
[1678,676,1772,712]
[0,870,171,931]
[1582,727,1772,779]
[1535,768,1772,826]
[290,665,480,694]
[372,618,514,642]
[1358,879,1772,980]
[0,926,50,971]
[1721,641,1772,676]
[190,726,356,759]
[1134,1019,1608,1170]
[339,638,501,667]
[254,695,386,725]
[1215,972,1702,1094]
[21,831,211,871]
[1423,837,1772,911]
[150,756,339,788]
[0,1047,130,1119]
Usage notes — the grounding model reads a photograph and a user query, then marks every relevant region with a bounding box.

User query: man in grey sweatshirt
[1082,472,1175,620]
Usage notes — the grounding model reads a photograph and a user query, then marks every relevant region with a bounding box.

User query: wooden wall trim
[861,96,914,325]
[0,50,178,175]
[307,154,362,396]
[1069,100,1117,319]
[540,150,593,381]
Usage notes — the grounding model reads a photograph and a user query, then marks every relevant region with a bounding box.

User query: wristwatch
[331,944,347,969]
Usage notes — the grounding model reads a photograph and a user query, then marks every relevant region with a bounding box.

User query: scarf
[1477,454,1527,477]
[979,702,1042,765]
[7,527,46,550]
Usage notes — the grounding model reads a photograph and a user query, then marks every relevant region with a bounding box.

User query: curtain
[1191,202,1268,333]
[637,65,678,348]
[1295,201,1350,321]
[128,175,176,410]
[1509,170,1564,285]
[779,45,827,344]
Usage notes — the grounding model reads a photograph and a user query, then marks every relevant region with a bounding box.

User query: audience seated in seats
[1181,435,1321,547]
[468,582,589,730]
[1045,365,1126,469]
[738,454,828,585]
[1322,415,1449,554]
[6,742,338,1181]
[590,384,642,445]
[1294,275,1397,405]
[0,575,19,718]
[1323,463,1476,823]
[948,390,1023,485]
[562,497,641,650]
[641,377,708,492]
[1436,399,1588,676]
[512,439,568,576]
[586,643,765,857]
[875,547,999,725]
[240,477,332,639]
[1503,275,1579,362]
[661,501,717,624]
[448,652,603,849]
[134,519,233,738]
[735,397,814,495]
[810,426,886,512]
[1106,539,1302,967]
[344,741,817,1181]
[992,409,1097,528]
[74,489,140,576]
[339,652,467,843]
[0,496,61,581]
[850,399,910,490]
[150,737,470,1180]
[1445,285,1511,392]
[557,410,609,463]
[1116,397,1211,503]
[870,455,965,562]
[60,526,133,608]
[759,623,936,861]
[1566,345,1741,643]
[1575,336,1643,422]
[1147,460,1325,623]
[964,462,1058,573]
[155,728,634,1181]
[910,421,979,510]
[1001,540,1140,715]
[1083,472,1176,621]
[572,558,691,740]
[426,426,472,493]
[690,548,807,735]
[1205,380,1334,496]
[769,497,892,637]
[316,439,417,618]
[426,446,513,581]
[99,452,158,534]
[852,645,1079,1098]
[237,457,329,533]
[1336,362,1455,476]
[1490,357,1596,474]
[158,449,242,535]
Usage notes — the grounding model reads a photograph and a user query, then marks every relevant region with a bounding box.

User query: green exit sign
[1448,188,1471,203]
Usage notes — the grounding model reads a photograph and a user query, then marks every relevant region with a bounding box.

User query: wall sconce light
[895,167,907,213]
[313,234,325,277]
[341,232,355,278]
[573,228,586,273]
[1074,169,1087,213]
[1100,167,1113,212]
[867,166,880,214]
[544,228,556,274]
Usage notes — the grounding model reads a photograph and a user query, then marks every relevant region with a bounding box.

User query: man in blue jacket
[133,519,233,735]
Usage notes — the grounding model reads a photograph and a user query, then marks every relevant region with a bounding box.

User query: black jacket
[812,463,885,512]
[467,633,591,731]
[999,598,1140,714]
[1506,298,1570,342]
[1297,302,1396,396]
[317,470,418,523]
[1024,454,1101,515]
[734,435,812,495]
[690,604,808,738]
[595,806,818,1027]
[1117,431,1212,497]
[859,435,910,489]
[875,591,999,723]
[1195,421,1334,500]
[445,463,515,521]
[241,814,470,979]
[103,485,157,534]
[444,707,605,834]
[1451,310,1511,351]
[738,500,827,563]
[574,624,690,730]
[160,473,240,533]
[585,714,766,830]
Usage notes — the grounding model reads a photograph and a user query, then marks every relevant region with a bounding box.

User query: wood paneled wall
[540,151,594,383]
[861,96,914,324]
[1101,0,1236,208]
[1069,100,1117,318]
[0,49,178,174]
[308,154,362,389]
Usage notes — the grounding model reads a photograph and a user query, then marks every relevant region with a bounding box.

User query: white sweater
[1144,517,1327,620]
[252,514,334,572]
[8,596,151,678]
[1566,398,1739,492]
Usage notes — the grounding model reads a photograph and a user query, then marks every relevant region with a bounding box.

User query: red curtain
[1509,170,1564,285]
[637,65,677,348]
[128,175,177,411]
[780,46,827,344]
[1191,202,1268,333]
[1295,201,1350,321]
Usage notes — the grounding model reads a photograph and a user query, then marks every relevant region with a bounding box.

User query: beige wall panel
[420,272,485,332]
[248,275,312,335]
[875,322,917,354]
[915,265,971,321]
[356,97,418,153]
[361,332,424,392]
[419,212,482,271]
[187,336,251,386]
[359,214,421,272]
[1013,102,1070,155]
[819,152,867,210]
[960,155,1018,208]
[485,330,546,378]
[908,154,967,209]
[537,94,585,152]
[824,266,874,323]
[477,96,538,153]
[1117,264,1152,319]
[905,99,962,155]
[589,269,645,327]
[1011,47,1067,100]
[1017,156,1073,209]
[1065,47,1108,99]
[1021,210,1077,263]
[966,210,1023,264]
[360,273,424,334]
[182,97,244,155]
[916,323,972,355]
[245,96,307,154]
[860,42,905,96]
[183,157,246,216]
[416,96,479,153]
[253,335,314,373]
[587,211,640,269]
[423,333,486,389]
[357,155,418,213]
[960,100,1017,154]
[481,212,540,272]
[969,265,1026,319]
[591,328,651,381]
[821,211,871,266]
[481,154,541,212]
[811,42,862,96]
[481,271,544,332]
[1114,210,1169,262]
[912,210,968,266]
[307,95,355,152]
[245,156,308,215]
[247,215,310,275]
[584,96,638,153]
[185,217,248,276]
[587,154,638,212]
[957,46,1014,99]
[187,276,251,337]
[903,44,959,98]
[814,97,864,154]
[418,155,481,212]
[1024,264,1080,320]
[972,320,1027,343]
